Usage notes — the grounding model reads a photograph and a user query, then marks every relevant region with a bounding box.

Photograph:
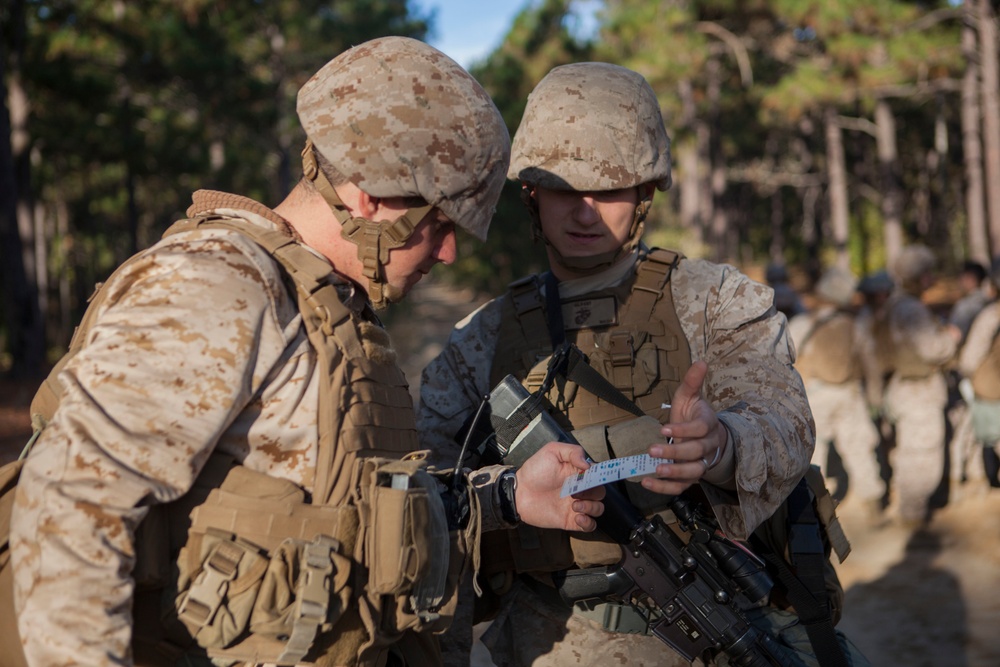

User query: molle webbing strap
[620,249,681,329]
[489,275,552,387]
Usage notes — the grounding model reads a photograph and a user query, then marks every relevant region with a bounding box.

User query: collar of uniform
[186,189,368,315]
[187,189,303,242]
[545,246,641,299]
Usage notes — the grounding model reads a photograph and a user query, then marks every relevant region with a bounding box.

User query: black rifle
[478,375,797,667]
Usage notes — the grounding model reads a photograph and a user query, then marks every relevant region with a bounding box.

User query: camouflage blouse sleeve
[10,229,300,666]
[417,298,504,468]
[418,298,519,533]
[673,259,815,540]
[959,302,1000,377]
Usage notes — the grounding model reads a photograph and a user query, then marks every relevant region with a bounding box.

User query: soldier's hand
[642,360,728,496]
[515,442,605,532]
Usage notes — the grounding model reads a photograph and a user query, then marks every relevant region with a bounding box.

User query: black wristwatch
[498,469,520,525]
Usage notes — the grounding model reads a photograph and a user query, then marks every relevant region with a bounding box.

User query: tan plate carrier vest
[794,311,863,385]
[0,216,476,667]
[873,293,939,380]
[476,249,850,628]
[481,249,691,581]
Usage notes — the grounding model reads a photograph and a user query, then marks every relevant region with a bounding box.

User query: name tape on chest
[560,454,672,497]
[562,296,618,331]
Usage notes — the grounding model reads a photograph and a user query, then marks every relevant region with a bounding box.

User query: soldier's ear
[356,190,381,218]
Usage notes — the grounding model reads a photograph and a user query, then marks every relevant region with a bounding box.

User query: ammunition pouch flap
[165,464,359,665]
[353,451,480,639]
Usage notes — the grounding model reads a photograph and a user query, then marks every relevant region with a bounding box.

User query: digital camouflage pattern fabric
[508,63,671,193]
[419,249,818,665]
[298,36,509,242]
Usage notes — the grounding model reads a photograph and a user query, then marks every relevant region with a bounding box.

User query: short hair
[304,143,428,210]
[961,260,987,284]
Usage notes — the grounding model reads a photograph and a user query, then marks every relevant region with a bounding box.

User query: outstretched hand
[641,360,727,496]
[515,442,605,532]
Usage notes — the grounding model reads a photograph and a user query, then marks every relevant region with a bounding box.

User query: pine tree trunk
[677,79,702,232]
[875,99,904,265]
[963,4,989,262]
[824,107,850,269]
[706,59,730,261]
[0,0,45,377]
[979,0,1000,252]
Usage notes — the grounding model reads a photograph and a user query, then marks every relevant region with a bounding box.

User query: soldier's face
[535,186,639,261]
[382,208,457,298]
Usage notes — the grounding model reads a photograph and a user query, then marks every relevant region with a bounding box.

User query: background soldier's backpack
[971,323,1000,400]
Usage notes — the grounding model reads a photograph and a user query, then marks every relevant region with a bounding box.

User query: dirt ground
[2,277,999,666]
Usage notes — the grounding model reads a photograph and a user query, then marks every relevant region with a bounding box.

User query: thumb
[671,360,708,421]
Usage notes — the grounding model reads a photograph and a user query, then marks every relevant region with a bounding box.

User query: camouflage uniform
[879,246,958,524]
[788,269,885,507]
[10,37,517,667]
[958,299,1000,486]
[419,61,873,667]
[13,195,338,665]
[419,250,815,665]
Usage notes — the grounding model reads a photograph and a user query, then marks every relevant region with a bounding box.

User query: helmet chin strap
[522,185,652,278]
[302,141,433,309]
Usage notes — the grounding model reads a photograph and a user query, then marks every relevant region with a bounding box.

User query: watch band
[498,469,520,525]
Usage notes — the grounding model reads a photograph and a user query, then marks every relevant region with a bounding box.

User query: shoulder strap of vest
[165,216,358,504]
[620,248,682,328]
[508,273,550,347]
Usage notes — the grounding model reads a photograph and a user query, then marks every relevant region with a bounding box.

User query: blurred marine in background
[877,244,961,527]
[789,267,887,523]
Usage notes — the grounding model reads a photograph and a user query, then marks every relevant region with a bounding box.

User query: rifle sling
[751,480,850,667]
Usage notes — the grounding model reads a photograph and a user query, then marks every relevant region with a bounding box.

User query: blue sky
[415,0,600,69]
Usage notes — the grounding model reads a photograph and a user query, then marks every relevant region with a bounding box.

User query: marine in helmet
[876,244,961,526]
[958,256,1000,490]
[788,267,887,522]
[9,38,605,667]
[419,63,869,666]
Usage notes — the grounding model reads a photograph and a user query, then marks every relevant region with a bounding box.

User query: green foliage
[435,0,594,292]
[4,0,431,354]
[1,0,985,365]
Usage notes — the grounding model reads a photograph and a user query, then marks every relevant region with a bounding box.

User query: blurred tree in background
[3,0,999,376]
[1,0,429,375]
